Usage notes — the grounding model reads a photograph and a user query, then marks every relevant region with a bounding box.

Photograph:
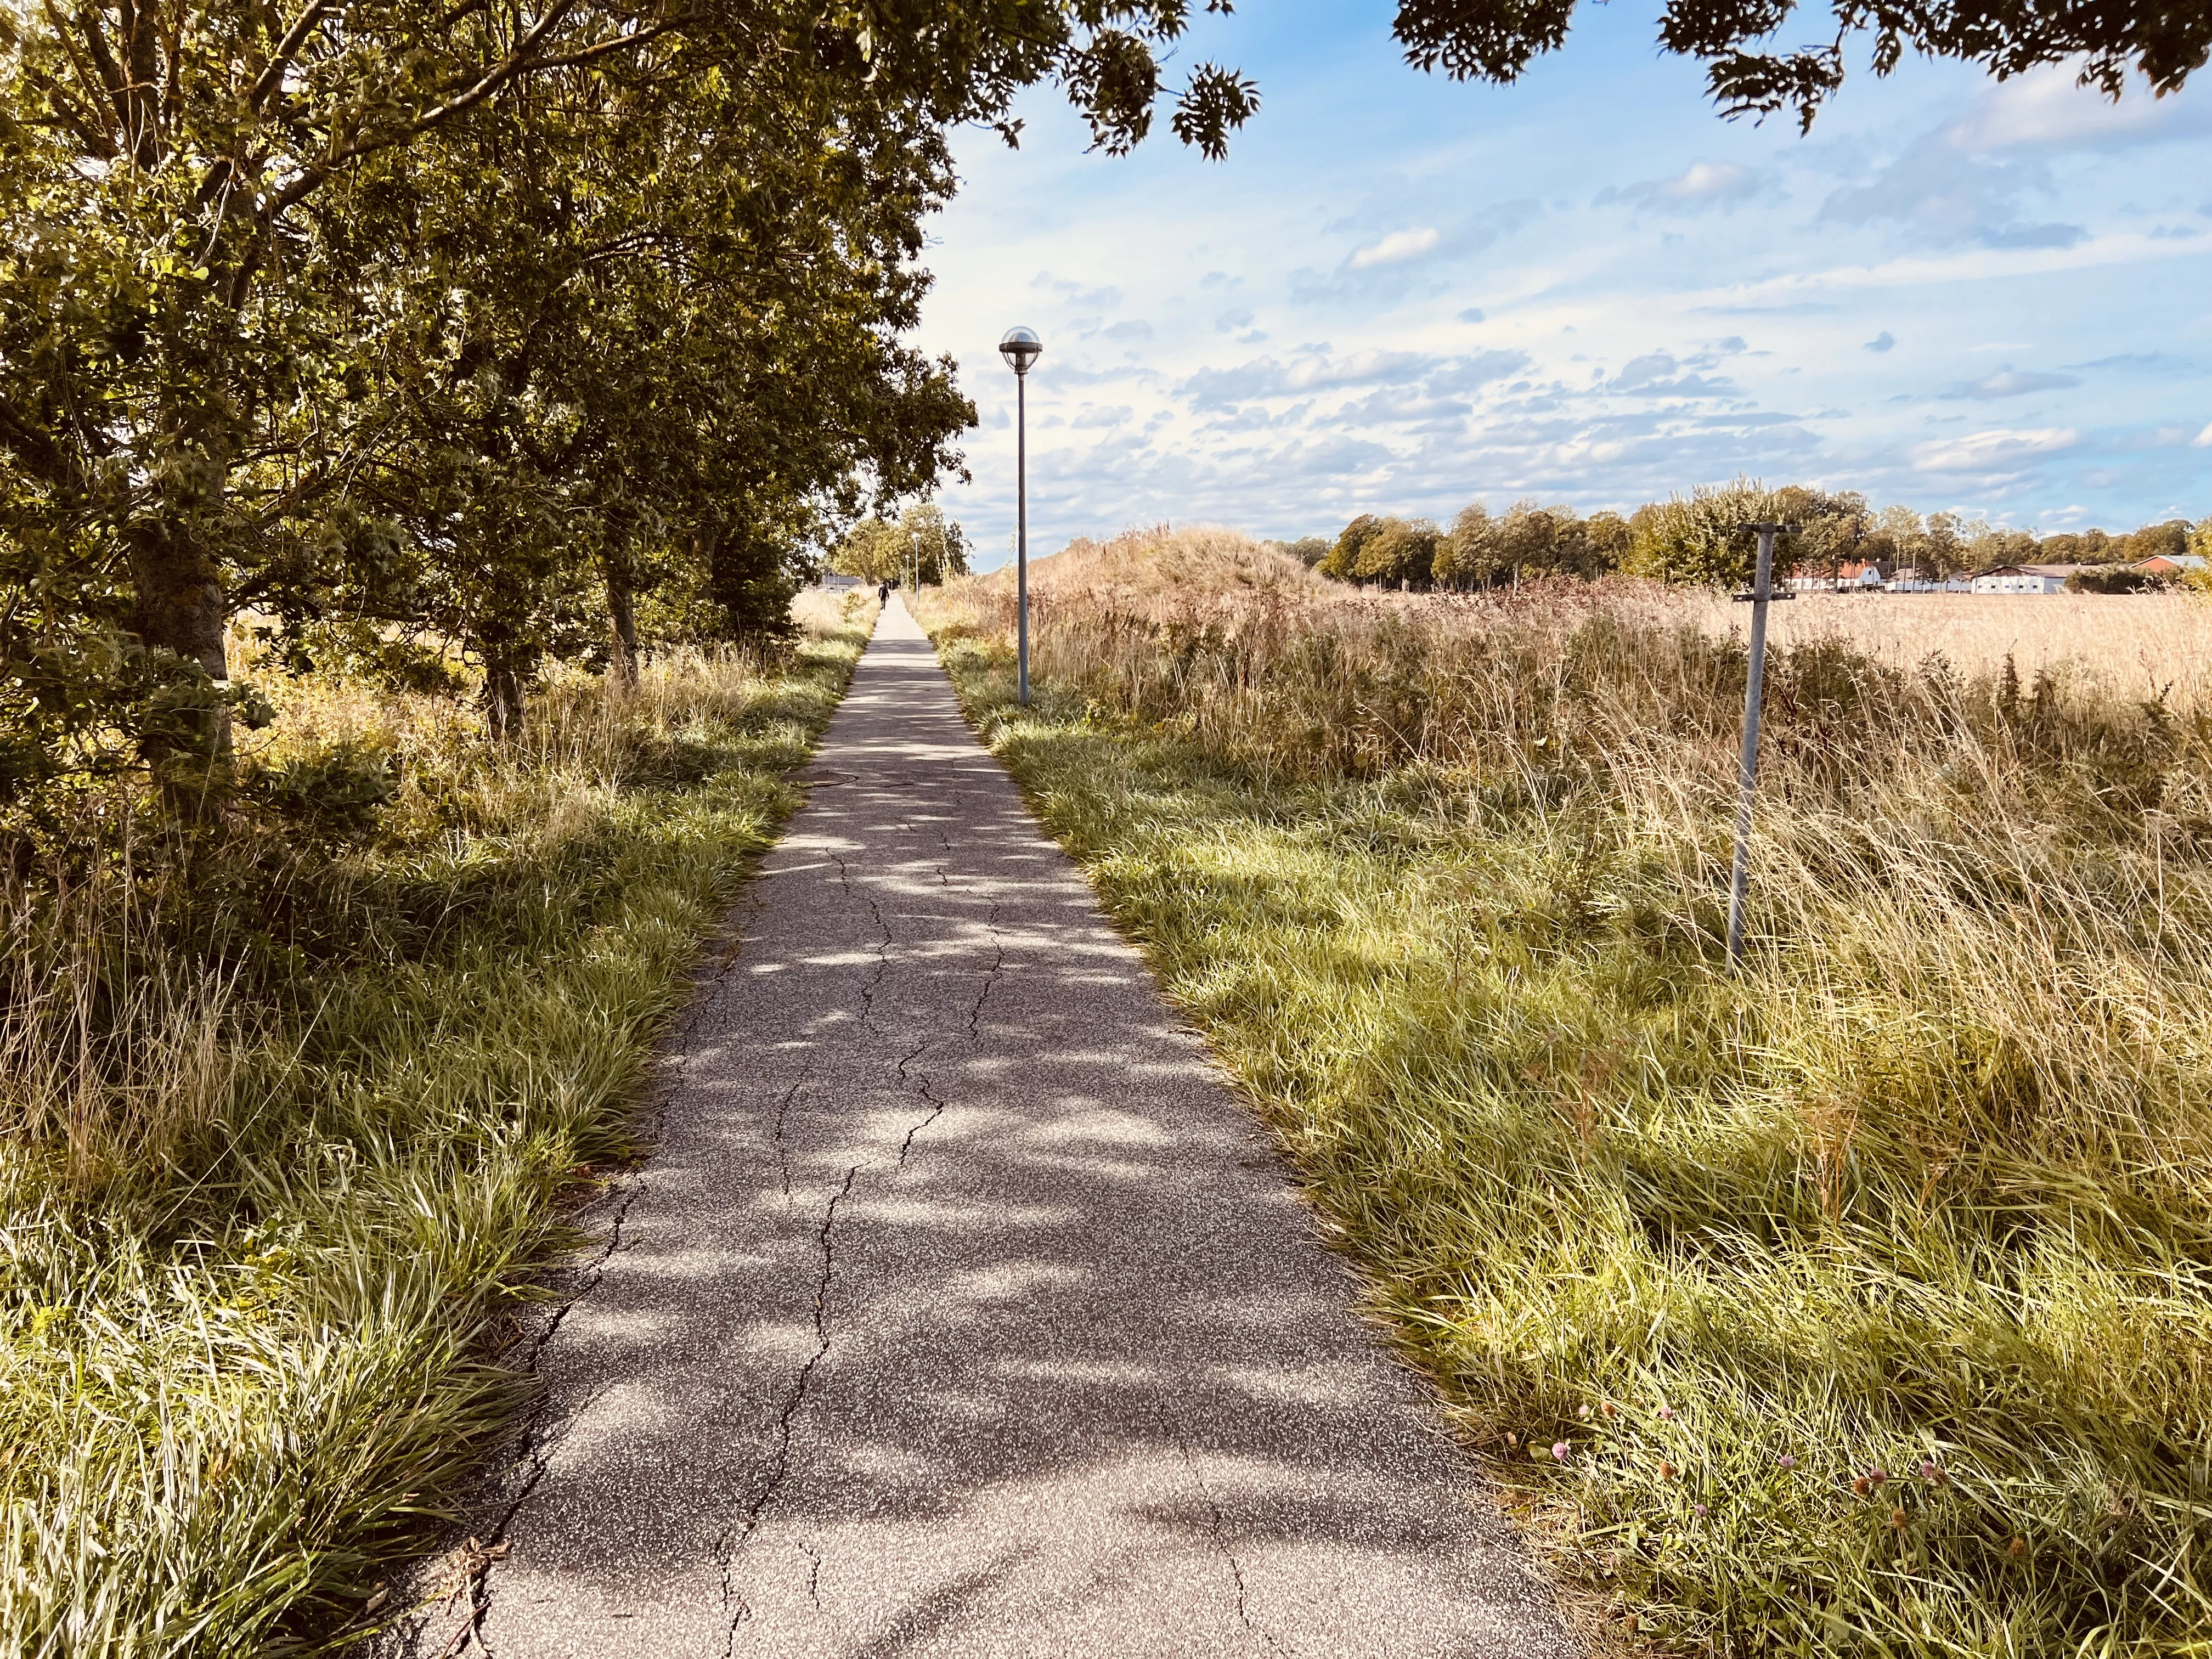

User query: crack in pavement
[800,1541,824,1614]
[896,1075,949,1169]
[716,1161,861,1656]
[1156,1400,1293,1659]
[967,903,1005,1043]
[856,888,895,1040]
[434,1165,654,1656]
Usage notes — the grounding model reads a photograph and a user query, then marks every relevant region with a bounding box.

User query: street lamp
[998,326,1042,705]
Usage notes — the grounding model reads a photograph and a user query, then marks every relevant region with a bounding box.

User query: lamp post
[998,326,1042,705]
[1726,522,1798,967]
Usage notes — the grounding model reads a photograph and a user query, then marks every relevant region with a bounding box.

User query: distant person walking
[878,580,893,604]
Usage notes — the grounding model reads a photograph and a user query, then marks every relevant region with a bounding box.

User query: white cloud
[1595,161,1759,214]
[1911,428,2080,472]
[2194,421,2212,448]
[1348,227,1440,269]
[1821,131,2083,249]
[1942,368,2083,399]
[1948,65,2212,153]
[1181,347,1525,410]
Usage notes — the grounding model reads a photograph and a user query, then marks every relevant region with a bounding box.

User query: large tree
[0,0,1259,805]
[284,34,973,720]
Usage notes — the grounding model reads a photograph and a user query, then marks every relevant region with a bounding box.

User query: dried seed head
[1601,1401,1617,1419]
[1622,1613,1641,1634]
[1659,1460,1677,1481]
[1853,1476,1870,1496]
[2008,1537,2027,1559]
[1891,1508,1908,1530]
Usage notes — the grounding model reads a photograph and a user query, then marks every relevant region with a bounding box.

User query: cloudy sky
[906,1,2212,568]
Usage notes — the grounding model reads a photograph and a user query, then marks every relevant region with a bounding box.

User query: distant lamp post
[998,326,1042,704]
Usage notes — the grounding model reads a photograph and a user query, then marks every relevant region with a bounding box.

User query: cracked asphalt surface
[380,600,1578,1659]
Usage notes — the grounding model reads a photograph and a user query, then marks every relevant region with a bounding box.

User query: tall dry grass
[1,594,875,1655]
[920,531,2212,1655]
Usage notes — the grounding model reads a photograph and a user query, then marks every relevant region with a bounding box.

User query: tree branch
[0,392,83,489]
[269,0,589,213]
[249,0,336,114]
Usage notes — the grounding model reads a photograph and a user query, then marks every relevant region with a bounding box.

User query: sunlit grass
[1,595,874,1655]
[918,534,2212,1656]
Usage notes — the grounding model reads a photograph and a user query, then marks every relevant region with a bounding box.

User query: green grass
[919,569,2212,1659]
[1,617,868,1656]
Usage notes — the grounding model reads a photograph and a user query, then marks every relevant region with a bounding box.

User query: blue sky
[907,2,2212,568]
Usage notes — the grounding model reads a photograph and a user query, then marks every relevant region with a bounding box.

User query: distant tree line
[832,505,971,587]
[1282,482,2212,593]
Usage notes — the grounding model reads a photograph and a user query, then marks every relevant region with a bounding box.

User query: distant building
[2135,553,2207,577]
[817,573,862,591]
[1785,560,1970,594]
[1970,564,2078,594]
[1788,559,1890,592]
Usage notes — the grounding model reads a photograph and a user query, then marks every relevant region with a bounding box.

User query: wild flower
[1553,1441,1571,1462]
[1657,1404,1675,1420]
[1578,1404,1592,1420]
[1778,1454,1798,1469]
[1694,1504,1709,1518]
[1920,1460,1944,1485]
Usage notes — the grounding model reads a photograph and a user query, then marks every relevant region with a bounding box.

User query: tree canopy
[1391,0,2209,129]
[0,0,1262,814]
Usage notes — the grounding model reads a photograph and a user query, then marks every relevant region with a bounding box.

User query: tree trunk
[484,652,525,738]
[604,554,640,687]
[127,521,233,820]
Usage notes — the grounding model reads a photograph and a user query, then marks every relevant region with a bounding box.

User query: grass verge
[917,534,2212,1658]
[2,597,871,1656]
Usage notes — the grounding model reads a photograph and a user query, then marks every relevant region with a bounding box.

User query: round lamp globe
[998,326,1042,374]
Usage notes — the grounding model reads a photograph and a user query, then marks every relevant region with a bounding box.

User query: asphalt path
[382,598,1577,1659]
